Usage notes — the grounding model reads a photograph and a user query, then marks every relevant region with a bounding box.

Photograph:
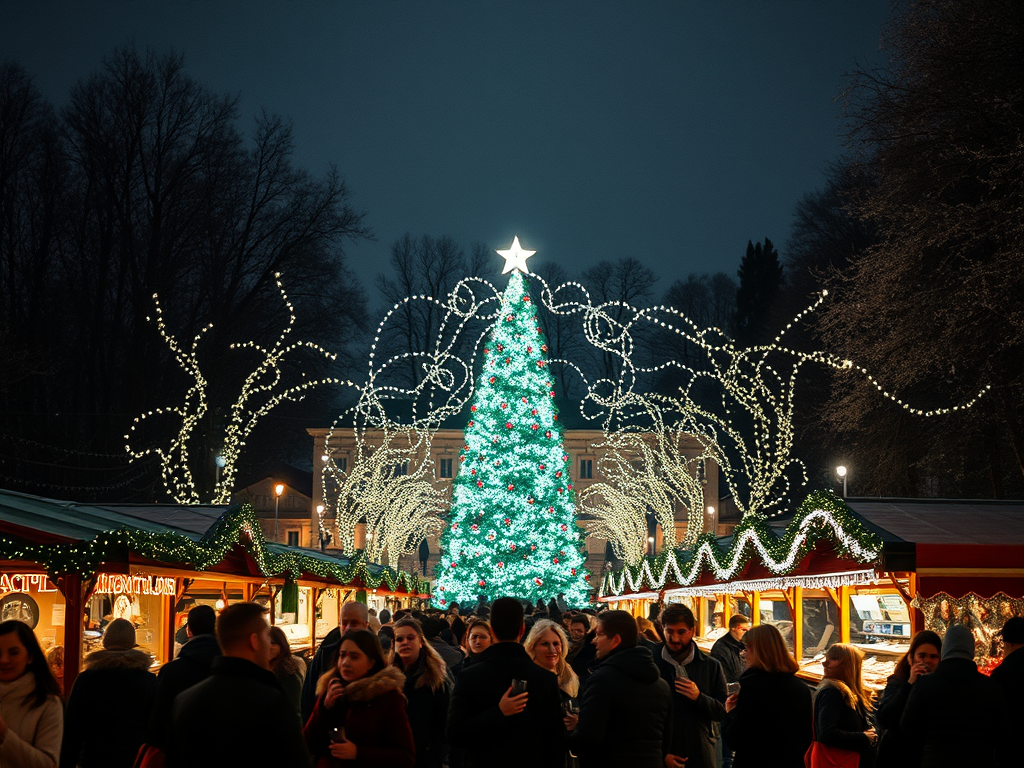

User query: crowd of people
[0,597,1020,767]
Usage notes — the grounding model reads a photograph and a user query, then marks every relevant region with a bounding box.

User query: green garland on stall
[601,490,882,597]
[0,503,426,595]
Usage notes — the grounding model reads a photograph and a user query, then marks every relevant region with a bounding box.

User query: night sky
[2,1,891,302]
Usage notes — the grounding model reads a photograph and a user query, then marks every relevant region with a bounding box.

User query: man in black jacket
[146,604,220,751]
[901,623,1008,768]
[300,599,369,720]
[710,614,749,768]
[447,596,566,768]
[167,602,310,768]
[569,609,672,768]
[654,604,728,768]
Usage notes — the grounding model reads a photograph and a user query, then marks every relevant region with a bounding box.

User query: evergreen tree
[434,271,590,606]
[734,238,783,346]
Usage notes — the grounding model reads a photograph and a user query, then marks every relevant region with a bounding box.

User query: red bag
[132,744,165,768]
[804,741,860,768]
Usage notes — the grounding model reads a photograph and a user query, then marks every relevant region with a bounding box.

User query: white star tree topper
[497,235,536,274]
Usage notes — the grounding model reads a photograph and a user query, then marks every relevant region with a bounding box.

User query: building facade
[308,427,720,585]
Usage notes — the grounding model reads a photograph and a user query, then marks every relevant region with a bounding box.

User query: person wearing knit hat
[900,624,1009,768]
[939,624,975,661]
[61,618,156,768]
[101,618,138,650]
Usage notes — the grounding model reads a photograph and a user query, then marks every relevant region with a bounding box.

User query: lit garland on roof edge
[0,503,424,594]
[599,490,883,598]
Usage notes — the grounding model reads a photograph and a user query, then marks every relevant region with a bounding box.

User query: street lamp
[836,465,848,498]
[214,454,226,487]
[707,505,716,535]
[647,536,655,556]
[274,483,285,541]
[316,504,327,552]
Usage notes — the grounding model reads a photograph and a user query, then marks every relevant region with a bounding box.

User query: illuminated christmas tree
[434,239,590,606]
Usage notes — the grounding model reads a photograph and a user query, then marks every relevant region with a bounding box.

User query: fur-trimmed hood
[343,665,406,703]
[83,647,153,672]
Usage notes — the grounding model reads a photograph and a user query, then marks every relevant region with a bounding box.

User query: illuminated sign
[0,573,58,594]
[94,573,176,597]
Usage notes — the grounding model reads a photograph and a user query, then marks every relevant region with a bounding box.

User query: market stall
[598,492,1024,687]
[0,488,428,691]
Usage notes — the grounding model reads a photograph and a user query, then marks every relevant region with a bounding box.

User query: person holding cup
[303,628,414,768]
[722,624,811,767]
[447,597,566,768]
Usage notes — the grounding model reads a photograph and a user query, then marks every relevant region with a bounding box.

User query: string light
[598,491,882,598]
[0,502,426,595]
[124,274,357,504]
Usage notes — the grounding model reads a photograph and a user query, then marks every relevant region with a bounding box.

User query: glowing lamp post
[707,505,716,535]
[274,483,285,541]
[836,465,848,498]
[647,536,655,556]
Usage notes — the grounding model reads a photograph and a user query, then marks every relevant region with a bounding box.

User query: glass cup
[330,726,346,743]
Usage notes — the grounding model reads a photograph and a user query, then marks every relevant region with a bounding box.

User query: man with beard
[654,604,727,768]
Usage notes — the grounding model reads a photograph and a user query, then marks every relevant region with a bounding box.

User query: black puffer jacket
[147,633,221,749]
[569,645,672,768]
[901,657,1008,768]
[653,643,728,768]
[61,647,157,768]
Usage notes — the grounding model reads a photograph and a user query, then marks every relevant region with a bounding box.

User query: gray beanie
[102,618,138,650]
[941,624,975,661]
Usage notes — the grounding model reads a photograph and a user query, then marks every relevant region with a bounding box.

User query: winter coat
[813,679,875,768]
[874,674,918,768]
[449,650,483,679]
[710,632,745,684]
[990,649,1023,737]
[167,655,310,768]
[900,657,1008,768]
[447,641,566,768]
[146,633,221,749]
[721,667,811,768]
[61,647,157,768]
[0,671,62,768]
[569,645,672,768]
[302,626,343,722]
[653,642,728,768]
[402,655,451,768]
[303,665,415,768]
[273,652,307,721]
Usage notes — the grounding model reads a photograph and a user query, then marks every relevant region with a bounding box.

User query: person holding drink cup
[653,604,728,768]
[303,628,414,767]
[722,624,811,767]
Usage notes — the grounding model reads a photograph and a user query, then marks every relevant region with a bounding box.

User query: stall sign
[95,573,176,596]
[0,573,58,594]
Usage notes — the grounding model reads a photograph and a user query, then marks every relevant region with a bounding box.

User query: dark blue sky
[3,1,891,302]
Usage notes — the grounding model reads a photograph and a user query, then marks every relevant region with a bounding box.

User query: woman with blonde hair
[636,617,661,645]
[524,618,579,699]
[391,618,451,768]
[811,643,877,768]
[722,624,811,766]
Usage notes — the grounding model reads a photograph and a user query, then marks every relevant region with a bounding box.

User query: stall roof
[0,488,426,596]
[0,488,224,542]
[844,498,1024,545]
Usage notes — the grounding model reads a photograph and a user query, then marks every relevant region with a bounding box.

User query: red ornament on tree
[471,405,477,412]
[545,431,552,438]
[531,408,538,415]
[553,557,559,564]
[548,506,555,514]
[534,577,543,586]
[560,524,568,531]
[478,579,486,587]
[507,483,514,491]
[477,480,483,488]
[555,470,562,478]
[531,424,539,431]
[489,376,496,383]
[570,568,577,576]
[503,518,511,526]
[470,469,476,475]
[505,422,513,429]
[539,463,546,470]
[501,402,508,409]
[497,561,504,568]
[527,346,533,353]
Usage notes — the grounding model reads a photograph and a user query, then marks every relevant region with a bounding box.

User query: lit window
[580,459,593,479]
[440,458,453,478]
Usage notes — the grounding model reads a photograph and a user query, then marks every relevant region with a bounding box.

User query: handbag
[804,710,860,768]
